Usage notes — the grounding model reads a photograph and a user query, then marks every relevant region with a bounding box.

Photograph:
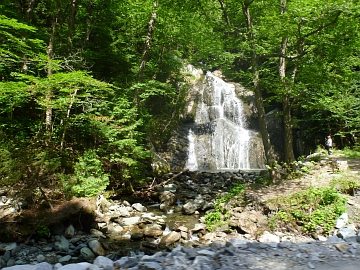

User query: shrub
[67,149,109,197]
[270,186,347,234]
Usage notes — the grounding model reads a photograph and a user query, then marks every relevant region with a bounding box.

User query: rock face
[152,66,266,172]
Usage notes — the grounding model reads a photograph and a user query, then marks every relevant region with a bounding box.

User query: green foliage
[204,211,225,231]
[36,225,50,238]
[205,183,246,231]
[341,146,360,159]
[68,149,109,197]
[331,175,360,196]
[270,186,347,234]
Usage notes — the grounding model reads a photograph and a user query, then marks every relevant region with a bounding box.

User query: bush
[271,186,347,234]
[66,149,109,197]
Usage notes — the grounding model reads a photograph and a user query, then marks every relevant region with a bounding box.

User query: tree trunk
[242,1,276,167]
[279,1,295,164]
[68,0,77,53]
[218,0,231,27]
[134,2,158,106]
[45,19,56,140]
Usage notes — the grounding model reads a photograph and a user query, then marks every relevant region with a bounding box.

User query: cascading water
[185,71,266,171]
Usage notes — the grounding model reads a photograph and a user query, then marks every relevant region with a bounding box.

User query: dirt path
[245,154,360,222]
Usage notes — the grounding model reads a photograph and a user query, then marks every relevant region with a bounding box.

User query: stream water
[185,72,266,171]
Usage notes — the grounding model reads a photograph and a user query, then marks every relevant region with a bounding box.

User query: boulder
[144,227,163,238]
[159,191,176,206]
[132,203,147,212]
[158,231,181,248]
[88,239,106,256]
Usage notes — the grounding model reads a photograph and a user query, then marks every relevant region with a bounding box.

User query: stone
[191,223,206,232]
[58,255,72,263]
[64,225,75,239]
[337,227,356,239]
[159,191,176,205]
[132,203,147,212]
[119,216,141,226]
[335,213,348,229]
[89,229,105,238]
[36,255,46,263]
[130,229,144,240]
[88,239,106,256]
[144,227,163,238]
[182,201,198,215]
[158,231,181,248]
[93,256,114,269]
[54,236,69,252]
[258,231,280,243]
[80,247,96,262]
[0,242,17,252]
[117,207,131,217]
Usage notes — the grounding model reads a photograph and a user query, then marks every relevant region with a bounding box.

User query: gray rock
[36,255,45,263]
[80,247,96,262]
[57,262,99,270]
[54,236,69,252]
[34,262,53,270]
[64,225,75,239]
[58,255,72,263]
[258,231,280,244]
[120,216,141,226]
[335,213,349,229]
[158,231,181,248]
[117,207,131,217]
[2,265,35,270]
[182,201,198,215]
[0,242,17,252]
[88,240,105,256]
[93,256,113,269]
[159,191,176,206]
[337,227,357,239]
[132,203,147,212]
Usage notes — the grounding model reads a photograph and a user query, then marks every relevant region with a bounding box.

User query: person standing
[325,135,333,155]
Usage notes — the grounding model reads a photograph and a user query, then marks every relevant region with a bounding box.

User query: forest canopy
[0,0,359,200]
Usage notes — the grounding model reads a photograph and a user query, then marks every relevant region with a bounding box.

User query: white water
[185,72,265,171]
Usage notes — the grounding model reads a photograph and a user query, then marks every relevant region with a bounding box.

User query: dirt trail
[245,154,360,222]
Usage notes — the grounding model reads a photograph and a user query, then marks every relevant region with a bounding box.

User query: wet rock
[144,226,163,238]
[258,231,280,244]
[88,239,105,256]
[132,203,147,212]
[0,242,17,252]
[80,247,96,262]
[93,256,113,269]
[337,227,356,239]
[64,225,75,239]
[130,229,144,240]
[336,213,349,229]
[119,216,141,226]
[159,191,176,206]
[54,236,69,252]
[158,231,181,248]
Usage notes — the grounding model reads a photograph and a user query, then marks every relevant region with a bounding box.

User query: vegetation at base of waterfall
[342,146,360,159]
[205,183,246,231]
[268,173,360,235]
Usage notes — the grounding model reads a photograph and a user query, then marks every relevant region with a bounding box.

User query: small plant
[204,183,246,231]
[63,149,109,197]
[204,211,225,231]
[269,186,347,235]
[36,225,50,238]
[331,176,360,196]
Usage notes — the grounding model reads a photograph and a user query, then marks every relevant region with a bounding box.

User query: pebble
[2,237,360,270]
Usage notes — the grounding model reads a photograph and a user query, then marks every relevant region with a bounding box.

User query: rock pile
[3,234,360,270]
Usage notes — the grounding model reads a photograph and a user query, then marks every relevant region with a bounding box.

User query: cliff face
[152,66,267,173]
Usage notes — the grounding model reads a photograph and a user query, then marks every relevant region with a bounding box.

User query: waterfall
[185,71,266,171]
